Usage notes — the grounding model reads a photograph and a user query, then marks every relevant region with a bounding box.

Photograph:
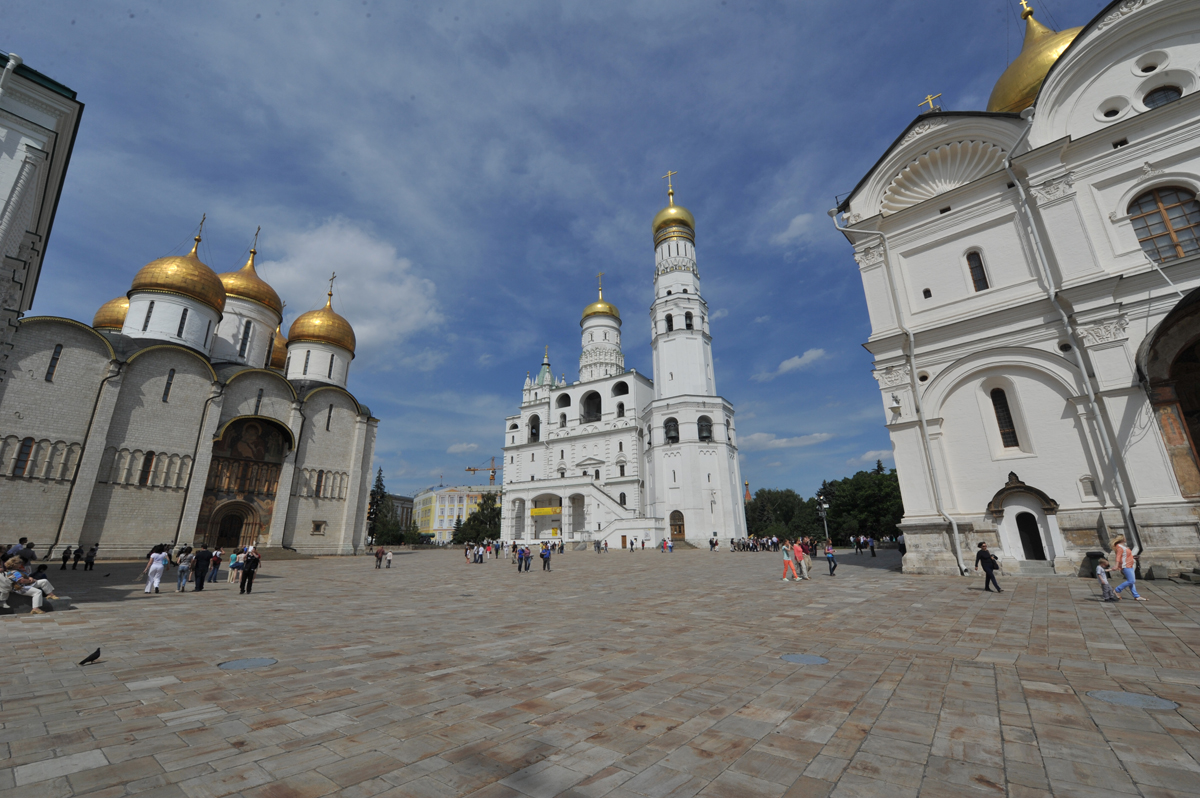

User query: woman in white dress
[142,544,169,594]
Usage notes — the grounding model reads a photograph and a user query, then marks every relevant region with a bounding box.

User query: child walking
[1095,557,1119,602]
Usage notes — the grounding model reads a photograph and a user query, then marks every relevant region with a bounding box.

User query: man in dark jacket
[974,542,1002,593]
[192,546,213,591]
[240,548,261,594]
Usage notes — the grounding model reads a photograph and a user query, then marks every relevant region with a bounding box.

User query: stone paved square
[3,549,1200,797]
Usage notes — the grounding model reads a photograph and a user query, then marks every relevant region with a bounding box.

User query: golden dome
[652,179,696,245]
[129,236,226,313]
[288,290,356,354]
[93,296,129,330]
[269,323,288,369]
[582,276,620,323]
[987,7,1081,114]
[218,249,283,315]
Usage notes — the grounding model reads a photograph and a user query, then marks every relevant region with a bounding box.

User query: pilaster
[176,384,225,545]
[59,361,124,544]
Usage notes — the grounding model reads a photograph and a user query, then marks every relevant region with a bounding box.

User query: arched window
[1144,85,1183,110]
[177,308,189,338]
[967,251,989,292]
[990,388,1020,448]
[13,437,35,477]
[1129,187,1200,262]
[664,417,679,444]
[665,314,674,332]
[616,402,625,418]
[612,381,629,396]
[509,423,519,430]
[303,350,311,375]
[560,450,564,459]
[556,394,571,408]
[238,320,253,357]
[327,354,335,378]
[559,413,567,428]
[685,312,694,330]
[619,464,626,477]
[697,416,713,441]
[594,469,600,480]
[619,492,626,506]
[203,320,211,348]
[264,334,275,368]
[315,470,325,496]
[284,354,291,373]
[45,344,63,382]
[528,415,540,443]
[581,392,602,423]
[162,369,176,402]
[138,452,156,486]
[142,301,155,331]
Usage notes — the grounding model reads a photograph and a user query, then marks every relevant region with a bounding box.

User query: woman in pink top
[1111,536,1146,601]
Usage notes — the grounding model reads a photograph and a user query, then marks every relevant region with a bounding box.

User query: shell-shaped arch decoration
[881,140,1007,215]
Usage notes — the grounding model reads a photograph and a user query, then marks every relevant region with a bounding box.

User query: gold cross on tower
[662,170,677,205]
[1018,0,1034,19]
[328,271,337,300]
[597,271,605,298]
[919,93,942,112]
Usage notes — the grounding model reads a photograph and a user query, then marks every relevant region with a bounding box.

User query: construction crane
[465,456,500,485]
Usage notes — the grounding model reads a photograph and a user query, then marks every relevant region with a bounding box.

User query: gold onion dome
[218,248,283,315]
[582,289,620,323]
[93,296,129,330]
[987,5,1081,114]
[129,236,226,313]
[288,290,356,354]
[269,323,288,369]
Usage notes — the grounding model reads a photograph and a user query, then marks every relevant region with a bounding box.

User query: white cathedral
[835,0,1200,577]
[500,183,747,547]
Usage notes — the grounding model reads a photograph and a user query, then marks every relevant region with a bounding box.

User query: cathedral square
[5,0,1200,795]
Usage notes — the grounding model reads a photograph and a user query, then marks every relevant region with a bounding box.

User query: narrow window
[142,301,155,331]
[594,469,600,480]
[203,320,211,347]
[326,403,334,431]
[327,354,335,378]
[254,388,264,415]
[264,335,275,368]
[967,252,989,292]
[618,441,623,452]
[665,314,674,332]
[619,464,626,477]
[13,437,35,477]
[162,369,176,402]
[560,450,564,459]
[315,470,325,496]
[303,350,311,375]
[990,388,1020,448]
[560,413,566,428]
[177,308,189,337]
[285,354,291,373]
[531,453,535,461]
[685,312,694,330]
[616,402,625,418]
[138,452,156,486]
[45,344,63,381]
[1081,476,1097,497]
[238,320,253,358]
[619,492,626,506]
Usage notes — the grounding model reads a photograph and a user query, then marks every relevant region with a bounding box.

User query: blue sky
[7,0,1111,498]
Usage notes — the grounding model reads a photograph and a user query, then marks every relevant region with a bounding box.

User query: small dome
[288,291,356,354]
[987,8,1081,113]
[130,236,226,313]
[93,296,129,330]
[218,249,282,314]
[269,323,288,369]
[652,203,695,236]
[582,299,621,322]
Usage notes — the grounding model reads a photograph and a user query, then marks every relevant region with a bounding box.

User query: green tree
[402,521,430,546]
[373,494,404,546]
[744,467,904,545]
[455,492,501,544]
[367,468,387,541]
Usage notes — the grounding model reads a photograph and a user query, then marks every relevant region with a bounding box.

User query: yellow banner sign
[530,507,561,516]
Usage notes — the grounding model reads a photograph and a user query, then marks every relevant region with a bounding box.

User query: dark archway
[581,392,602,423]
[217,511,245,549]
[1016,512,1046,561]
[670,510,685,540]
[1141,287,1200,496]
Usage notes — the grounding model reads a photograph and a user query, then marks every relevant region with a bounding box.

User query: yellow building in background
[413,485,495,542]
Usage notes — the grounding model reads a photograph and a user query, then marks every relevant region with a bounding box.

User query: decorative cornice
[1095,0,1159,32]
[899,118,947,146]
[873,364,910,389]
[1077,316,1129,346]
[854,243,885,267]
[1029,173,1075,204]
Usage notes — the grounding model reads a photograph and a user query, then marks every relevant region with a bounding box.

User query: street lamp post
[817,495,830,543]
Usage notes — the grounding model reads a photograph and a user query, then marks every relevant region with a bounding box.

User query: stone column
[59,362,124,545]
[337,414,369,554]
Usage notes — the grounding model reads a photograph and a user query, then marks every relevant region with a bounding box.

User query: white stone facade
[835,0,1200,577]
[500,198,746,548]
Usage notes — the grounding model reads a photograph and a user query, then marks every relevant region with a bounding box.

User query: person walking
[84,546,96,571]
[192,545,213,591]
[142,545,168,594]
[227,548,244,583]
[1111,536,1146,601]
[974,542,1002,593]
[240,547,261,594]
[854,536,863,555]
[541,544,552,571]
[375,546,385,568]
[385,550,393,568]
[781,539,799,581]
[60,546,71,570]
[208,548,223,583]
[825,541,838,576]
[176,547,193,592]
[868,536,876,557]
[72,546,83,569]
[792,539,809,580]
[1095,557,1120,602]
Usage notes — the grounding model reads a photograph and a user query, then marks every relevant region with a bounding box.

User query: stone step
[1014,560,1056,576]
[255,547,316,561]
[1179,571,1200,583]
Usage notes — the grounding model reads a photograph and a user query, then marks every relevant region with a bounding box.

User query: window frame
[45,344,63,382]
[1128,185,1200,262]
[966,250,990,292]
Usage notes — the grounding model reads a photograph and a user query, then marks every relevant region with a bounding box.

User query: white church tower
[645,175,746,543]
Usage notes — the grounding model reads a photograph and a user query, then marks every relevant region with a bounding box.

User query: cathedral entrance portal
[1015,512,1046,561]
[195,417,291,548]
[208,503,260,550]
[1141,288,1200,495]
[217,513,244,550]
[670,510,685,541]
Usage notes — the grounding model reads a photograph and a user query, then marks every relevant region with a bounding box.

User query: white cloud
[447,442,479,454]
[771,213,817,246]
[754,315,771,323]
[849,449,894,465]
[739,432,833,451]
[752,348,827,382]
[711,308,729,319]
[260,218,442,364]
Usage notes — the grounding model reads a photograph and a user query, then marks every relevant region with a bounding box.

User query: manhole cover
[1086,690,1178,710]
[781,654,829,665]
[218,658,277,671]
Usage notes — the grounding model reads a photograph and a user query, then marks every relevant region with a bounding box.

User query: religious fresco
[195,418,291,548]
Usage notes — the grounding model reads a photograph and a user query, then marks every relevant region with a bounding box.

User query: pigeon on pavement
[79,648,100,666]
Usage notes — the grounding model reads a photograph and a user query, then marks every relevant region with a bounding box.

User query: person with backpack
[974,542,1002,593]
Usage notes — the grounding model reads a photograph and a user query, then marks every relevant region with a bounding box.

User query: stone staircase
[1012,560,1056,577]
[257,547,316,561]
[1176,567,1200,584]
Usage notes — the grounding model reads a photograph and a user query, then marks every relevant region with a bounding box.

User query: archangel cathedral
[500,183,747,547]
[834,0,1200,577]
[0,229,377,557]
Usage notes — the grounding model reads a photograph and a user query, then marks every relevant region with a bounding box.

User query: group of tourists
[510,543,553,571]
[374,547,394,568]
[852,535,877,556]
[140,544,261,595]
[58,545,99,570]
[1,553,61,614]
[779,537,839,579]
